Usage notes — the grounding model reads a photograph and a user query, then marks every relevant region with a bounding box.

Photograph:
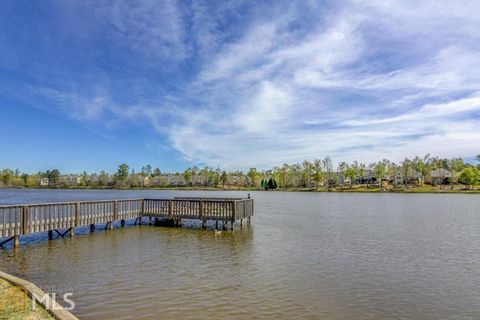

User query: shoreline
[0,186,479,194]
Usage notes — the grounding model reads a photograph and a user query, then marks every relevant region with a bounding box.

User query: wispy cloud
[2,0,480,169]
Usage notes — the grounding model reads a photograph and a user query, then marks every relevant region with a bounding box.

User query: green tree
[374,161,386,188]
[312,159,324,189]
[115,164,130,186]
[46,169,61,186]
[1,169,13,186]
[98,170,110,187]
[267,177,277,190]
[21,173,29,185]
[458,167,478,189]
[80,171,88,187]
[220,171,227,186]
[448,158,465,189]
[322,156,333,188]
[345,166,356,188]
[401,158,413,186]
[141,165,152,177]
[261,179,267,190]
[301,161,313,188]
[247,168,258,188]
[183,168,193,186]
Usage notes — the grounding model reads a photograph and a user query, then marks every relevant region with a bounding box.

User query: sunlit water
[1,189,480,319]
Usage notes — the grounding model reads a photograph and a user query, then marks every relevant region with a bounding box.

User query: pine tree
[268,177,275,189]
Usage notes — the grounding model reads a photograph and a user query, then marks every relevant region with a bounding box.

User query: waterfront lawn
[0,278,53,320]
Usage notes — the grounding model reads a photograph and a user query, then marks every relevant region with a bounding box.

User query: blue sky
[1,0,480,173]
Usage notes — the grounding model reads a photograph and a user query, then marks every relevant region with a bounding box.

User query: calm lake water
[1,189,480,319]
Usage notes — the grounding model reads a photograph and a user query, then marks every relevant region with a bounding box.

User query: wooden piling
[75,202,80,228]
[13,235,19,248]
[48,230,53,240]
[21,206,29,235]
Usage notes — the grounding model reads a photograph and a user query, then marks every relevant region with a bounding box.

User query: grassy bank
[0,278,53,320]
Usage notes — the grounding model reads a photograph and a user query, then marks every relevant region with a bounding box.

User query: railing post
[199,201,205,228]
[231,201,236,230]
[168,200,173,218]
[113,201,118,222]
[21,206,29,235]
[141,199,145,218]
[75,202,80,227]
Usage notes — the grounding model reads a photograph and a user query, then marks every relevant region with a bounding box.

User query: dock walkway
[0,196,254,248]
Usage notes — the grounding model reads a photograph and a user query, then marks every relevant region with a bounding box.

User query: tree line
[1,154,479,190]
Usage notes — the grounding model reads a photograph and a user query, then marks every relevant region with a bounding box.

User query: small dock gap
[0,196,254,248]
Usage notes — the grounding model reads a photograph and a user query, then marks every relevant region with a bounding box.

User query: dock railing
[0,197,254,247]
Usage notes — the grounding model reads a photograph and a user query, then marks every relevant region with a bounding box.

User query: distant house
[427,168,452,185]
[393,171,404,186]
[143,176,150,186]
[60,175,82,186]
[338,175,351,186]
[163,174,186,186]
[393,169,421,186]
[39,177,49,187]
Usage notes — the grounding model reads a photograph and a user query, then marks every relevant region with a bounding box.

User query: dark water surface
[1,190,480,319]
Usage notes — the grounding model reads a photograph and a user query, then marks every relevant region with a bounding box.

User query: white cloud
[102,0,190,63]
[15,0,480,169]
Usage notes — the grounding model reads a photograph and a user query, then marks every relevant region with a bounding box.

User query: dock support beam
[48,230,53,240]
[70,227,75,237]
[0,236,20,248]
[13,235,19,248]
[121,219,125,227]
[90,224,95,232]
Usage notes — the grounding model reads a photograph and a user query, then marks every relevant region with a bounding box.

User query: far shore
[0,185,479,194]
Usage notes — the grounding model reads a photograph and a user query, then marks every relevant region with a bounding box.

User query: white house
[60,175,82,186]
[39,178,49,187]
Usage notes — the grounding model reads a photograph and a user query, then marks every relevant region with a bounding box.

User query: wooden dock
[0,196,254,248]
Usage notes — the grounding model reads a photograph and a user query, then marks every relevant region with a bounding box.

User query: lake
[0,189,479,319]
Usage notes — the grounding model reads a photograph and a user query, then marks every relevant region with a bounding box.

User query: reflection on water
[1,190,480,319]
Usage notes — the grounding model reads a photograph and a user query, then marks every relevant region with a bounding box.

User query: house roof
[430,168,452,178]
